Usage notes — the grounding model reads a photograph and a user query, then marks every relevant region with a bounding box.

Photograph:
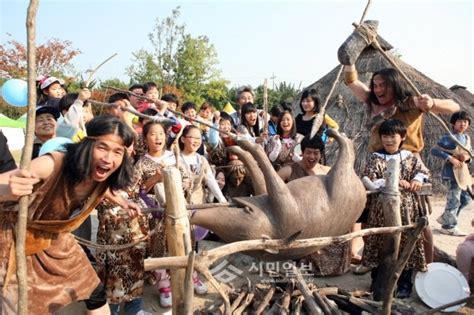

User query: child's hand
[448,156,463,168]
[455,153,468,162]
[123,201,142,218]
[409,180,422,192]
[399,180,411,190]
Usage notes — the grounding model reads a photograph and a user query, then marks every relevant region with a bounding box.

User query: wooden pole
[263,78,269,133]
[16,1,39,314]
[163,167,193,314]
[373,159,401,301]
[144,224,417,271]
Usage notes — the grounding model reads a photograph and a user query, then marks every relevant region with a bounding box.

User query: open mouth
[95,165,110,178]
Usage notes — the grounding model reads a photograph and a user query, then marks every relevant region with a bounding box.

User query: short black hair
[129,84,143,91]
[181,101,196,113]
[219,112,235,129]
[161,93,179,105]
[450,111,471,125]
[108,92,129,104]
[300,134,325,153]
[299,89,321,114]
[270,104,283,117]
[143,82,158,93]
[378,119,407,138]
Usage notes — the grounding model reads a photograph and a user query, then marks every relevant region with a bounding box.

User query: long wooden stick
[353,22,472,158]
[16,1,39,314]
[144,224,416,271]
[84,53,117,88]
[102,85,238,139]
[422,295,474,314]
[263,78,269,133]
[309,0,372,139]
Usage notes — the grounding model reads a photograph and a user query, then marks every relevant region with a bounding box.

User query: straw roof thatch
[294,41,474,192]
[450,85,474,107]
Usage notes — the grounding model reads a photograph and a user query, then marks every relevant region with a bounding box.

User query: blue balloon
[1,79,28,107]
[39,137,73,156]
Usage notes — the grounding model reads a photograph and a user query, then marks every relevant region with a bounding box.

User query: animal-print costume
[96,153,187,303]
[361,150,428,272]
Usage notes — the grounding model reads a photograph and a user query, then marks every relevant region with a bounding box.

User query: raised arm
[344,65,370,104]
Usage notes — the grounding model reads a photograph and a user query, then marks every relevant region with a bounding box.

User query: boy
[431,111,472,236]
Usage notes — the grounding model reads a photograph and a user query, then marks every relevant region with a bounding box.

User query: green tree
[174,34,220,102]
[201,79,230,109]
[126,7,226,103]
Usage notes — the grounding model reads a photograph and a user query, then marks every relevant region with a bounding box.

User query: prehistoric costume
[0,152,107,314]
[361,150,428,272]
[96,152,176,304]
[367,98,424,153]
[266,134,304,171]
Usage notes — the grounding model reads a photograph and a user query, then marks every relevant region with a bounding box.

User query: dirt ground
[57,196,474,314]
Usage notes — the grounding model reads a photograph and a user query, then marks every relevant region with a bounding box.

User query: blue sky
[1,0,472,92]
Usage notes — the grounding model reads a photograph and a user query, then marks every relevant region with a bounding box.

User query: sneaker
[439,227,466,237]
[396,285,412,299]
[352,265,371,275]
[159,287,172,308]
[193,276,208,295]
[436,215,444,225]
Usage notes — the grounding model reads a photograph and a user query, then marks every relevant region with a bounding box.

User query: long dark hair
[240,102,260,136]
[276,110,297,138]
[63,115,135,190]
[179,124,201,151]
[368,68,412,107]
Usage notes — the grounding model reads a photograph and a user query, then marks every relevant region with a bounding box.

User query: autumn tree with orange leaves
[0,35,81,79]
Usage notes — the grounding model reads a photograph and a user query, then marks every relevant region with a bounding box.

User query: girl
[295,88,339,140]
[0,115,137,314]
[96,121,175,311]
[208,111,237,168]
[361,119,428,299]
[37,75,65,108]
[179,125,227,296]
[179,125,226,205]
[266,108,304,171]
[237,103,267,144]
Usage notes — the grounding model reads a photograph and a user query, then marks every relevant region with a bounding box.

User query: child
[266,108,304,171]
[161,93,180,112]
[431,111,472,236]
[56,88,92,142]
[36,75,65,108]
[362,119,428,299]
[237,103,267,144]
[295,88,339,140]
[268,103,284,136]
[198,101,214,139]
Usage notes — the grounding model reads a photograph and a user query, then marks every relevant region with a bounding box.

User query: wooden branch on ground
[232,292,254,315]
[17,1,39,314]
[291,264,322,314]
[421,294,474,314]
[254,284,275,315]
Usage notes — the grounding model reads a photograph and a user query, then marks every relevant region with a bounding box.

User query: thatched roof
[294,43,474,192]
[450,85,474,107]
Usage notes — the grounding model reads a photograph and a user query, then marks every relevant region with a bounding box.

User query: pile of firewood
[200,270,417,315]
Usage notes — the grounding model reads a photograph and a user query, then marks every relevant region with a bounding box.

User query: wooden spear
[309,0,372,139]
[16,1,39,313]
[263,79,269,133]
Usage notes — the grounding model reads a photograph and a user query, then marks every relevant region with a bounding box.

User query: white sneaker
[439,227,466,237]
[159,287,172,308]
[193,276,208,295]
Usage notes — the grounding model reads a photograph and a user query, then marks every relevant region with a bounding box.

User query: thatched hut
[294,39,474,192]
[450,85,474,107]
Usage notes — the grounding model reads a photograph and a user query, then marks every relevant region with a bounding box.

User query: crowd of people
[0,63,472,314]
